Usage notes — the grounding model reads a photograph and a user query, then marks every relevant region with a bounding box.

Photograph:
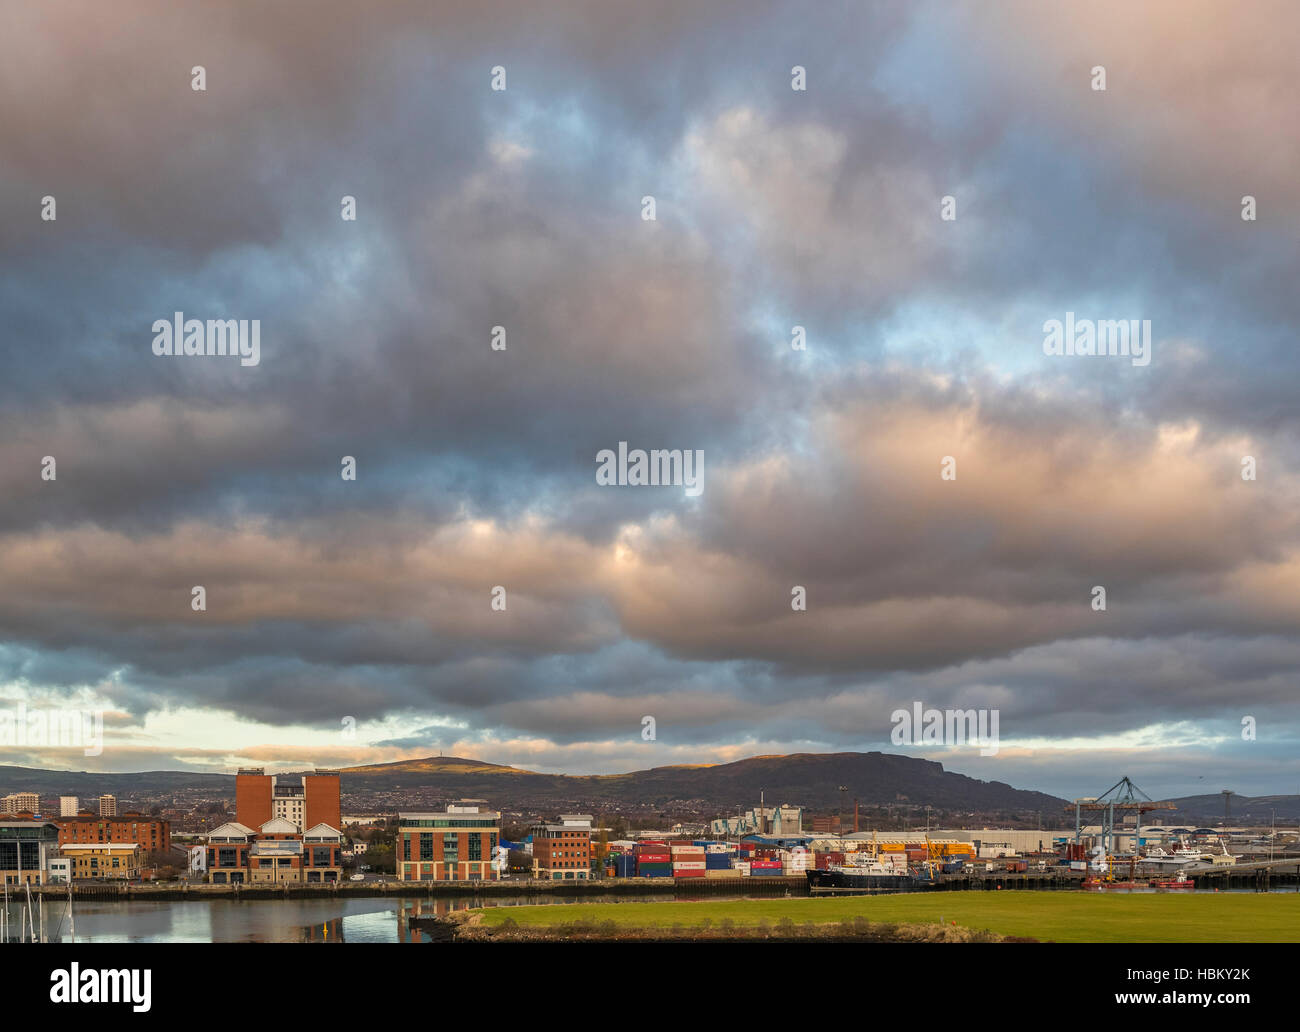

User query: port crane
[1068,777,1176,858]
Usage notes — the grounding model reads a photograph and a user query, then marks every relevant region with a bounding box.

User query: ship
[805,855,921,893]
[1139,847,1200,868]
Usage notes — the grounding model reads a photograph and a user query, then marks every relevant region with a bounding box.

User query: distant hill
[335,751,1067,814]
[0,751,1063,816]
[1163,793,1300,822]
[342,755,523,776]
[0,766,231,795]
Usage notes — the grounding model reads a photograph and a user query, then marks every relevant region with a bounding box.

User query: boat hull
[806,868,920,892]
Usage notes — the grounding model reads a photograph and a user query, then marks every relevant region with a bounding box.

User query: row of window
[211,848,338,867]
[402,833,497,861]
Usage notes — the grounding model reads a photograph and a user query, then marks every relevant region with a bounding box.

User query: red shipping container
[636,854,670,863]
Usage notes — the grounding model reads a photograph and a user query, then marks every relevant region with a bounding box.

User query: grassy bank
[475,891,1300,942]
[459,914,1008,942]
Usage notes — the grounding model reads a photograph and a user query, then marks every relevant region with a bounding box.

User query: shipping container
[613,856,637,875]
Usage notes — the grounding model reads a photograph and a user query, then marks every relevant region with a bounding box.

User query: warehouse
[936,829,1068,855]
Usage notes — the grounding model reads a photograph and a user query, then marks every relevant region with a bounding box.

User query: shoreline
[24,875,808,901]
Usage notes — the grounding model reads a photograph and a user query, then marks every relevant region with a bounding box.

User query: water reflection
[31,886,1289,943]
[41,893,686,943]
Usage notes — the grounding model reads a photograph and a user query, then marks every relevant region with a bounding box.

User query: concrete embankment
[30,875,807,901]
[30,868,1111,901]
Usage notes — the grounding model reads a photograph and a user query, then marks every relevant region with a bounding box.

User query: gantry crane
[1068,777,1175,856]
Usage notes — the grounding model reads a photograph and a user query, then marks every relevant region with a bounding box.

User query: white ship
[1139,847,1198,868]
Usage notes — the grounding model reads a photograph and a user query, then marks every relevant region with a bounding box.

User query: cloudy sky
[1,0,1297,799]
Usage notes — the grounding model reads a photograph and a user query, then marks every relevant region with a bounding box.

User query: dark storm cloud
[1,0,1298,791]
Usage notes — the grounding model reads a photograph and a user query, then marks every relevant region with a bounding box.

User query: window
[403,836,411,861]
[468,834,482,861]
[419,833,433,861]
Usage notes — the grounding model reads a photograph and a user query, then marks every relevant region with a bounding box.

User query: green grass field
[476,891,1300,942]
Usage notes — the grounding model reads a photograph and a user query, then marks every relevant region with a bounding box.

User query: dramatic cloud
[1,0,1296,797]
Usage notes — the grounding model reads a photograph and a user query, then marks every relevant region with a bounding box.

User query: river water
[21,893,692,943]
[12,885,1293,943]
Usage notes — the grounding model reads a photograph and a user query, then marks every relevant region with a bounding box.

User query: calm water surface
[10,886,1293,943]
[20,894,692,943]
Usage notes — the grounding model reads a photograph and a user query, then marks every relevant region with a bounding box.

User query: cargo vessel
[806,856,921,893]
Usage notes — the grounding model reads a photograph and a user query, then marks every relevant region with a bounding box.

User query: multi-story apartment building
[204,818,343,884]
[98,795,117,817]
[0,820,61,885]
[59,796,79,817]
[60,842,142,880]
[235,768,341,832]
[55,811,171,856]
[1,792,40,816]
[530,814,593,880]
[396,800,500,882]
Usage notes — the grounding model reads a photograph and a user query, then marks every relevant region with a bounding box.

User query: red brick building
[530,814,593,880]
[396,801,500,882]
[55,811,171,855]
[235,768,341,833]
[204,818,343,884]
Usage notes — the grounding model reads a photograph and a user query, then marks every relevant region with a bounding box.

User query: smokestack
[854,798,859,833]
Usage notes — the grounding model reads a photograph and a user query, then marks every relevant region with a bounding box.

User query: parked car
[349,873,364,881]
